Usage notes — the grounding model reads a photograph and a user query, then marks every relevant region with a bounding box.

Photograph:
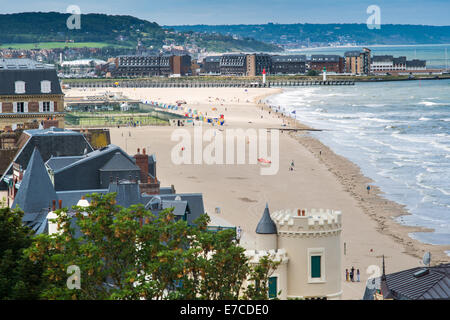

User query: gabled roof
[146,193,205,225]
[256,203,277,234]
[12,148,57,214]
[1,128,93,185]
[52,145,136,191]
[162,200,189,216]
[100,152,140,172]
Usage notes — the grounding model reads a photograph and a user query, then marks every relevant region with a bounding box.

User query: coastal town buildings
[219,53,248,76]
[170,55,192,76]
[309,55,344,73]
[370,55,427,74]
[245,204,343,299]
[271,55,306,74]
[344,48,371,74]
[246,53,272,76]
[201,56,221,74]
[0,59,65,131]
[59,59,106,78]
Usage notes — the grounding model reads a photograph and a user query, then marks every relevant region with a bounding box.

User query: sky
[0,0,449,26]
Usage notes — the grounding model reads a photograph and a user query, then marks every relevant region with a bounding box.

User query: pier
[64,80,355,89]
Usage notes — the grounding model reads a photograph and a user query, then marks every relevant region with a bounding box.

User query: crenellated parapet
[271,208,342,237]
[245,248,289,265]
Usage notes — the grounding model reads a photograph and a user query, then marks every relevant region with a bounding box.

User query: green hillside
[0,12,282,52]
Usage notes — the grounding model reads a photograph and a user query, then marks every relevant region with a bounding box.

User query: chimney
[134,147,149,182]
[297,209,301,216]
[302,210,305,216]
[52,200,56,211]
[58,200,62,209]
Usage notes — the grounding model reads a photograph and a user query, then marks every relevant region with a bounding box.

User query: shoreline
[64,86,447,298]
[259,90,450,264]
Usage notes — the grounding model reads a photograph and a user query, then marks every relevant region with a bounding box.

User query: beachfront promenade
[65,80,355,89]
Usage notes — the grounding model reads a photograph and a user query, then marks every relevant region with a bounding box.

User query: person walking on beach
[367,185,371,194]
[345,269,349,282]
[357,269,360,282]
[291,160,295,168]
[236,226,242,244]
[350,266,355,282]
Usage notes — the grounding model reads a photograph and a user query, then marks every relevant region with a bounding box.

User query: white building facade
[246,205,343,300]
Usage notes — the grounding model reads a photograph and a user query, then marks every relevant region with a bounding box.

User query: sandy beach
[64,86,449,299]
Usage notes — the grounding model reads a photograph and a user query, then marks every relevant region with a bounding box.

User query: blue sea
[266,79,450,246]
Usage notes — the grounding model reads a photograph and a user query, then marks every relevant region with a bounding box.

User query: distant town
[0,46,438,79]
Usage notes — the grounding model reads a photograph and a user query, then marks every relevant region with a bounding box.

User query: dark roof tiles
[255,203,277,234]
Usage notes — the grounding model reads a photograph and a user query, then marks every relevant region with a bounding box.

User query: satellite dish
[174,195,181,201]
[423,252,431,267]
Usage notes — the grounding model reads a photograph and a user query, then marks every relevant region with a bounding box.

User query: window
[43,102,50,112]
[311,256,321,278]
[16,102,25,113]
[41,80,51,93]
[308,248,325,283]
[268,276,278,299]
[15,81,25,94]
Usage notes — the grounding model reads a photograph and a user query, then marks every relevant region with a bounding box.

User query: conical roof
[12,148,57,214]
[255,203,277,234]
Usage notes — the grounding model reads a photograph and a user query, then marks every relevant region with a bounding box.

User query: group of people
[346,267,360,282]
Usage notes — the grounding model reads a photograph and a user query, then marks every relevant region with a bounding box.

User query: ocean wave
[437,188,450,196]
[361,117,395,123]
[391,133,431,144]
[418,101,448,107]
[431,141,450,152]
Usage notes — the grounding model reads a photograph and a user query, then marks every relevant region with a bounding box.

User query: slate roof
[46,156,85,171]
[12,148,57,215]
[162,200,189,216]
[56,189,108,209]
[0,58,54,70]
[52,145,136,191]
[1,128,93,186]
[372,55,394,62]
[159,187,175,195]
[344,51,361,57]
[310,55,340,62]
[108,180,142,208]
[363,263,450,300]
[255,203,277,234]
[272,55,306,62]
[153,193,205,225]
[204,56,221,63]
[407,59,426,67]
[100,152,140,172]
[393,56,407,65]
[0,68,63,95]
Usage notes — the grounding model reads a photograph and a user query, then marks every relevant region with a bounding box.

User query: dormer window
[15,81,25,94]
[41,80,51,93]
